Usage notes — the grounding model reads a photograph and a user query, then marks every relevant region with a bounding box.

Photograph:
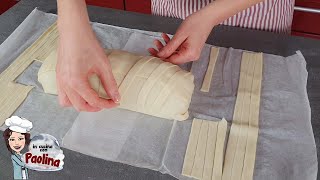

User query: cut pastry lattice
[182,118,227,180]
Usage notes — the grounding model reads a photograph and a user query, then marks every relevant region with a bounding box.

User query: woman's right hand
[56,27,120,112]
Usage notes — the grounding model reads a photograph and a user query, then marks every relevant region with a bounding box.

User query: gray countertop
[0,0,319,179]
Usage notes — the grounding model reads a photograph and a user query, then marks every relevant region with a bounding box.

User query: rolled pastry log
[38,49,195,121]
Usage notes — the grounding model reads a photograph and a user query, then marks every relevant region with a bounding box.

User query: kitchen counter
[0,0,319,179]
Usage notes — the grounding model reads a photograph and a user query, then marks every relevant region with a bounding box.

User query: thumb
[98,60,121,103]
[157,33,186,59]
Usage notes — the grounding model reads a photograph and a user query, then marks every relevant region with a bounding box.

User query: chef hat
[5,116,33,133]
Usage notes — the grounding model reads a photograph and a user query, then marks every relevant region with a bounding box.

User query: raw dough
[241,53,263,180]
[191,120,209,179]
[222,52,263,180]
[182,118,228,180]
[0,22,58,125]
[212,118,227,180]
[200,47,219,92]
[38,49,195,121]
[182,119,202,176]
[0,82,33,125]
[202,121,218,180]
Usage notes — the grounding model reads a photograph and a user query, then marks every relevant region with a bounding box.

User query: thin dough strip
[202,120,218,180]
[191,120,209,179]
[212,118,228,180]
[182,119,203,176]
[200,47,220,92]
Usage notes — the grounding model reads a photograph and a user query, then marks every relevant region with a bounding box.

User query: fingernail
[112,93,121,104]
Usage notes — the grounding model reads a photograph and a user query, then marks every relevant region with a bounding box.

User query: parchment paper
[0,9,317,180]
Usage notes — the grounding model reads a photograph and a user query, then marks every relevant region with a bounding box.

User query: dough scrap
[200,47,219,92]
[182,118,228,180]
[38,49,195,121]
[0,22,58,125]
[222,52,263,180]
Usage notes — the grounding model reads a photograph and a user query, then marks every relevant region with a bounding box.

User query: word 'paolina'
[25,153,60,167]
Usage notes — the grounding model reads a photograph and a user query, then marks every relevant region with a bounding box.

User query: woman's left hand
[148,10,214,64]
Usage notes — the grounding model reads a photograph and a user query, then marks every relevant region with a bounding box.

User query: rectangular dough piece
[230,55,257,179]
[200,47,220,92]
[222,52,263,180]
[212,118,227,180]
[182,118,228,180]
[182,119,202,176]
[241,53,263,180]
[191,120,209,179]
[222,54,251,180]
[202,121,218,180]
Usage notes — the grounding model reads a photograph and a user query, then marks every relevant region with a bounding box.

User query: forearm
[57,0,95,39]
[200,0,265,27]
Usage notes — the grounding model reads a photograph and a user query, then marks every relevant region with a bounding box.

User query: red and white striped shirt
[151,0,295,33]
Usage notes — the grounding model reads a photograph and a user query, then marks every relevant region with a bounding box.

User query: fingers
[166,46,200,64]
[148,33,173,57]
[157,32,186,59]
[98,59,121,104]
[75,79,118,109]
[64,85,101,112]
[148,48,158,57]
[161,33,170,44]
[154,39,164,51]
[56,80,72,107]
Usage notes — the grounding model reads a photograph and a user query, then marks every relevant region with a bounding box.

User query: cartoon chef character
[3,116,33,179]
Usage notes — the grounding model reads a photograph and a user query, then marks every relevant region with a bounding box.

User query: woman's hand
[148,0,265,64]
[56,0,120,112]
[56,32,120,112]
[148,10,214,64]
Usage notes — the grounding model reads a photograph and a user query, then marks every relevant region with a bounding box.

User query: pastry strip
[212,118,227,180]
[202,120,218,180]
[200,47,219,92]
[182,118,202,176]
[191,120,209,179]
